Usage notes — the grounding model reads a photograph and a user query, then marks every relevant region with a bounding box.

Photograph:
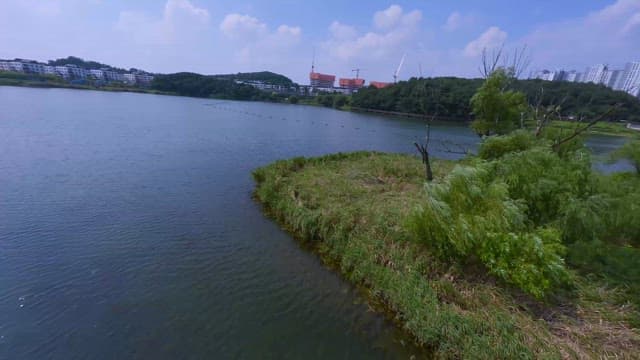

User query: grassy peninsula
[253,151,639,358]
[253,71,640,358]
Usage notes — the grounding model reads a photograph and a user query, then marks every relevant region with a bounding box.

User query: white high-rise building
[583,64,608,84]
[563,71,579,82]
[621,62,640,97]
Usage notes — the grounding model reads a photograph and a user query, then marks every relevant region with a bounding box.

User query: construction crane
[351,68,364,79]
[393,53,406,83]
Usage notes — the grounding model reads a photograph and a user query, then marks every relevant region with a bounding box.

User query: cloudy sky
[1,0,639,83]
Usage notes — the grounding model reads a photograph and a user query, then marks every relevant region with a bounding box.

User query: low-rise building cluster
[530,62,640,98]
[0,58,154,86]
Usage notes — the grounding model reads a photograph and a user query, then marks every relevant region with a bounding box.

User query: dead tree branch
[552,105,620,151]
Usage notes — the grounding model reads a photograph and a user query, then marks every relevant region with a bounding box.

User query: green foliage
[470,70,527,136]
[408,164,571,298]
[611,140,640,174]
[333,94,350,108]
[254,152,562,358]
[316,94,335,107]
[47,56,126,72]
[353,77,482,119]
[478,130,537,159]
[567,240,640,309]
[490,147,593,226]
[351,76,640,122]
[288,95,299,104]
[594,173,640,246]
[150,72,283,101]
[0,70,63,83]
[211,71,294,87]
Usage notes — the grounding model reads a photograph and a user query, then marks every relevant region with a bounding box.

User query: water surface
[0,86,628,359]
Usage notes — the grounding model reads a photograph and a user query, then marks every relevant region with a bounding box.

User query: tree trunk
[414,142,433,182]
[424,151,433,181]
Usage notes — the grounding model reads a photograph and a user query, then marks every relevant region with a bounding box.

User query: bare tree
[479,44,505,79]
[415,123,434,181]
[552,105,620,152]
[479,44,531,80]
[531,85,567,137]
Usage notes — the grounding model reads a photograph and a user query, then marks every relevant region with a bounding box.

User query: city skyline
[1,1,639,84]
[530,61,640,98]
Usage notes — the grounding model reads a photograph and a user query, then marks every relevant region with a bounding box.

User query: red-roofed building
[310,72,336,88]
[338,78,365,92]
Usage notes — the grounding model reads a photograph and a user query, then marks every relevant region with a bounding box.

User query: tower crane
[393,53,406,83]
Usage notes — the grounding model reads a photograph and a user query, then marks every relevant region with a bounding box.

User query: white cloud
[443,11,475,32]
[164,0,209,23]
[323,5,422,61]
[276,25,301,39]
[115,0,209,45]
[220,14,267,40]
[329,21,357,40]
[463,26,507,57]
[219,13,301,65]
[622,11,640,34]
[373,5,403,29]
[520,0,640,70]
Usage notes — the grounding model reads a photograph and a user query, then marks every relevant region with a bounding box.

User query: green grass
[550,120,640,138]
[253,151,640,358]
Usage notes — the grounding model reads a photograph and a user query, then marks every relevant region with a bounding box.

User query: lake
[0,86,628,359]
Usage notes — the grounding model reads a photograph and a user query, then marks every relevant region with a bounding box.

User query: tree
[470,69,527,136]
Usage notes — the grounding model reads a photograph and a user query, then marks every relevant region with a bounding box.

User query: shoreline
[3,81,637,138]
[252,151,639,358]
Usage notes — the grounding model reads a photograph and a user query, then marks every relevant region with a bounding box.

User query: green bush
[490,146,593,226]
[478,130,537,160]
[470,69,527,136]
[408,164,571,298]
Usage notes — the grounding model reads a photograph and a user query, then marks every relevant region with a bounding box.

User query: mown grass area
[548,120,640,138]
[253,151,640,359]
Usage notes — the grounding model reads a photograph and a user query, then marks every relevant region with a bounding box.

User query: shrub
[478,130,537,160]
[489,146,593,226]
[408,164,571,298]
[470,69,527,136]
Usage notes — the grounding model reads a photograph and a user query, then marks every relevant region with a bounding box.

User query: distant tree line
[211,71,295,87]
[352,77,640,122]
[47,56,128,73]
[150,72,287,102]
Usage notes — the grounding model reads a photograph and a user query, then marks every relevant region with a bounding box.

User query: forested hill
[47,56,128,72]
[150,72,283,101]
[211,71,295,86]
[352,77,640,122]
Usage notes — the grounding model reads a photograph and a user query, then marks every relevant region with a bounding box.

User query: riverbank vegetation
[253,150,639,358]
[0,71,166,95]
[352,76,640,122]
[253,68,640,357]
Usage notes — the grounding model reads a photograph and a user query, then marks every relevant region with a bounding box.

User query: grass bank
[253,151,639,359]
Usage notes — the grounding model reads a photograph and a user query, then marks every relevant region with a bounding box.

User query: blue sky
[1,0,638,83]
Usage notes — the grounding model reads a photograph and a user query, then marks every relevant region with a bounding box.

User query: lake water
[0,86,629,359]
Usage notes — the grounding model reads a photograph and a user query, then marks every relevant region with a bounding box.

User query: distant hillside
[47,56,128,73]
[352,77,640,122]
[150,72,286,101]
[212,71,295,87]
